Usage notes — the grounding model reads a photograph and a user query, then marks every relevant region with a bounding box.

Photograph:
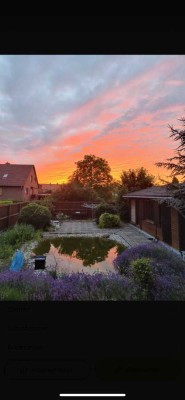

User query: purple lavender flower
[1,246,185,301]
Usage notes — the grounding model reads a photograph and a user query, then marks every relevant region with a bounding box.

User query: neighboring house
[38,183,60,194]
[122,185,185,251]
[0,163,39,201]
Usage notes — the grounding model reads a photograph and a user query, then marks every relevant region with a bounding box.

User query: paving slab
[43,221,153,248]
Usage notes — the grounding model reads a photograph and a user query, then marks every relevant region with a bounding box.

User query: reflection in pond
[33,236,126,274]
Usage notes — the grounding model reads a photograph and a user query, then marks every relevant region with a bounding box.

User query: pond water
[33,236,126,274]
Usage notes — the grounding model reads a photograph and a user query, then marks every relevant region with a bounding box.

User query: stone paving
[43,220,153,248]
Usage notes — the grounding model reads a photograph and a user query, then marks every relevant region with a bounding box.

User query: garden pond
[33,236,126,274]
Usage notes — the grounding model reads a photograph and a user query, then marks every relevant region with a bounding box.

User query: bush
[113,242,185,277]
[36,197,55,217]
[0,224,36,262]
[99,213,121,228]
[0,285,26,300]
[0,244,14,260]
[1,261,185,300]
[0,270,137,301]
[117,200,130,222]
[131,258,154,286]
[56,213,69,221]
[95,203,118,223]
[2,224,35,246]
[113,242,185,300]
[130,257,155,299]
[19,203,51,229]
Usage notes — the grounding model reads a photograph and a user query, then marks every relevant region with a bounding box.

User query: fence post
[8,204,11,228]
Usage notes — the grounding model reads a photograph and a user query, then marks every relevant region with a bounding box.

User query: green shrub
[99,213,121,228]
[131,257,154,286]
[0,244,14,260]
[19,203,51,229]
[2,224,35,246]
[0,285,26,300]
[130,257,155,300]
[0,224,37,263]
[36,197,55,216]
[95,203,118,223]
[56,212,69,221]
[117,200,130,222]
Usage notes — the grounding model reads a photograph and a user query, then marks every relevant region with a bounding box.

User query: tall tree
[172,176,179,184]
[156,116,185,216]
[115,168,155,222]
[120,167,155,193]
[69,155,113,199]
[156,116,185,178]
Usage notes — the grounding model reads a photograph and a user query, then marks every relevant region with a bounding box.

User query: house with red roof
[0,163,39,201]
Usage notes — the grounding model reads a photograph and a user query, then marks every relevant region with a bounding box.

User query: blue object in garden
[9,250,24,271]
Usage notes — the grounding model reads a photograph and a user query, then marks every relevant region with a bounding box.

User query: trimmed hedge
[99,213,121,228]
[95,203,118,223]
[19,202,51,229]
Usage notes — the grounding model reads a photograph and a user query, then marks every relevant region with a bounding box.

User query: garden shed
[123,185,185,251]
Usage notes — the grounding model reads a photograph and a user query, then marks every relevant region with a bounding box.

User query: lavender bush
[113,242,185,276]
[0,270,137,301]
[1,241,185,301]
[113,242,185,300]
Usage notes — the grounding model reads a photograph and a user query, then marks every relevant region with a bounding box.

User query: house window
[25,188,29,195]
[0,187,2,195]
[144,200,154,222]
[30,175,33,182]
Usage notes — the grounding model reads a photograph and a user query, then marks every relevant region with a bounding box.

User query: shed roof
[122,185,173,199]
[0,163,38,187]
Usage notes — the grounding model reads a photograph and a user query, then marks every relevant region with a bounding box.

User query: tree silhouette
[156,116,185,178]
[69,154,113,191]
[156,116,185,217]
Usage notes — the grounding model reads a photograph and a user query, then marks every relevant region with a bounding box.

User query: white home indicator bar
[59,395,126,397]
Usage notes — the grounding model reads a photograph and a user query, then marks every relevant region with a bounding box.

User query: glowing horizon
[0,55,185,184]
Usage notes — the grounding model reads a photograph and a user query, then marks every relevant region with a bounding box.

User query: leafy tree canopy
[69,154,113,190]
[120,167,155,193]
[52,181,100,202]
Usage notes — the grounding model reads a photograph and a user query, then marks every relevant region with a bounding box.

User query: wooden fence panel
[0,202,29,231]
[52,201,101,219]
[0,206,9,218]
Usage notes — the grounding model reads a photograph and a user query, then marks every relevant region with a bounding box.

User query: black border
[0,30,185,54]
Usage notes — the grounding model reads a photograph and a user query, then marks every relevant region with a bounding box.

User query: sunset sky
[0,55,185,184]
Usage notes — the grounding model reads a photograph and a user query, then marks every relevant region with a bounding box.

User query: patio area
[43,220,153,248]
